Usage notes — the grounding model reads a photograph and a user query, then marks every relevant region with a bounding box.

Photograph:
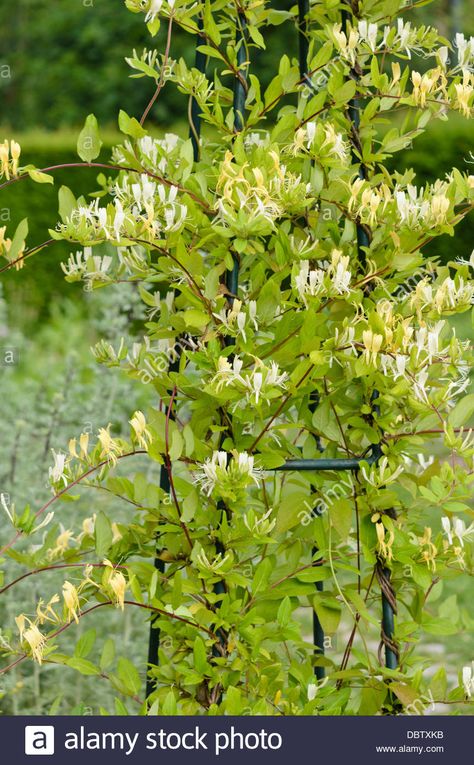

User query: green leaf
[193,636,209,675]
[313,593,341,634]
[94,511,113,558]
[252,557,272,594]
[117,657,141,695]
[277,596,292,627]
[100,638,115,671]
[390,682,420,707]
[27,169,54,185]
[8,218,28,262]
[66,657,100,676]
[118,110,147,139]
[77,114,102,162]
[58,186,77,223]
[162,690,177,715]
[330,499,353,539]
[74,629,96,659]
[448,393,474,428]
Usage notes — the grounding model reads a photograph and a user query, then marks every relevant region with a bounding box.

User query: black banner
[3,715,470,764]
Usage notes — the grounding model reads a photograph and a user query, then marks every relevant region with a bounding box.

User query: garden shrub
[0,0,473,715]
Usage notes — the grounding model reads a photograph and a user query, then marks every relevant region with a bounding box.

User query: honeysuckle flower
[48,528,74,560]
[436,46,449,68]
[79,432,90,458]
[0,492,14,523]
[31,512,55,535]
[243,507,276,537]
[331,24,359,66]
[321,124,349,162]
[63,581,80,624]
[358,20,378,52]
[441,516,474,548]
[455,33,474,68]
[210,356,287,407]
[48,450,68,487]
[348,179,391,226]
[196,548,232,574]
[129,410,152,449]
[376,521,395,561]
[362,329,383,365]
[144,0,163,24]
[98,426,123,466]
[109,569,127,610]
[0,139,21,179]
[453,69,474,117]
[15,614,26,642]
[462,663,474,697]
[361,457,403,488]
[23,622,47,665]
[295,250,352,304]
[418,527,437,571]
[193,450,263,499]
[411,68,443,108]
[36,594,60,625]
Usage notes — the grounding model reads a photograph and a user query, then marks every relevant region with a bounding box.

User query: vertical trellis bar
[145,14,209,700]
[341,6,398,673]
[296,0,326,680]
[189,15,206,162]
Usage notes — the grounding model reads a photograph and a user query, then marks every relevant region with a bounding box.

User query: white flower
[358,20,378,52]
[48,450,68,487]
[321,124,349,163]
[462,663,474,697]
[455,33,474,68]
[193,451,263,497]
[145,0,163,24]
[243,507,276,536]
[442,516,474,548]
[361,457,403,488]
[0,492,14,522]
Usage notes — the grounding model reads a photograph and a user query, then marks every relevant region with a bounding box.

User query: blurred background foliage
[0,0,472,714]
[0,0,472,326]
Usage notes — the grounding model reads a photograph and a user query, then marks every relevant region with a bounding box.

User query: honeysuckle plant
[0,0,473,715]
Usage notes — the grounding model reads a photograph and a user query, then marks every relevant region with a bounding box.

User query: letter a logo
[25,726,55,756]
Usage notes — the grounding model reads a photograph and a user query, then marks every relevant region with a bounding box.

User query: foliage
[0,0,474,716]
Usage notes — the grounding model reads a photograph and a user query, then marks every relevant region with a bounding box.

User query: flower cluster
[348,178,454,230]
[0,139,21,180]
[58,176,187,245]
[193,450,263,501]
[294,249,352,304]
[209,355,288,406]
[214,150,312,236]
[331,19,439,64]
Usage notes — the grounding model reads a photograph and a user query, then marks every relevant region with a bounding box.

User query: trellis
[146,0,398,701]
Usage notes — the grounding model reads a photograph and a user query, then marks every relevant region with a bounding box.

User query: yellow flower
[24,623,47,665]
[109,570,127,611]
[10,140,21,175]
[375,521,394,562]
[129,410,152,449]
[362,329,383,365]
[79,432,89,458]
[0,140,10,179]
[98,427,122,466]
[36,594,60,625]
[48,528,74,560]
[15,614,26,642]
[62,581,80,624]
[418,526,437,571]
[453,71,473,118]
